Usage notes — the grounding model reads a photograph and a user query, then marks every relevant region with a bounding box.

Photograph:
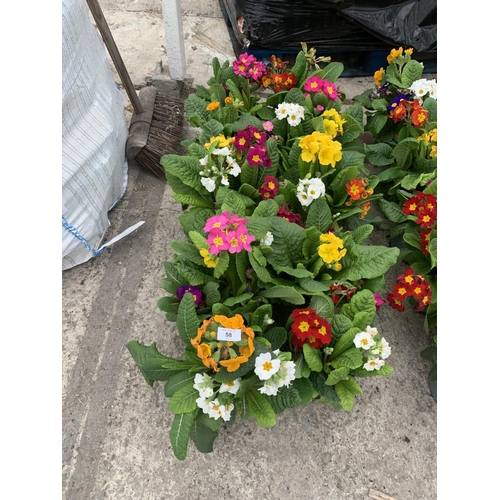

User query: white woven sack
[62,0,139,270]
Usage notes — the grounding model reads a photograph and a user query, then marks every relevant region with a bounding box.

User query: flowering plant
[353,48,437,199]
[162,44,384,232]
[127,287,393,459]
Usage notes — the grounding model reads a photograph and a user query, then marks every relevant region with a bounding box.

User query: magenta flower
[322,81,340,101]
[247,145,268,166]
[204,213,229,233]
[304,76,324,93]
[373,292,386,311]
[234,129,251,151]
[248,61,267,81]
[207,229,230,254]
[176,285,203,306]
[251,129,266,145]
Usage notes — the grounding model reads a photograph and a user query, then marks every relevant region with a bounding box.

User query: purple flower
[176,285,203,306]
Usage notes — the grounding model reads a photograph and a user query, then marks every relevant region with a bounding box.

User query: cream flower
[354,332,375,350]
[254,352,280,380]
[201,177,216,192]
[364,358,385,371]
[219,378,241,395]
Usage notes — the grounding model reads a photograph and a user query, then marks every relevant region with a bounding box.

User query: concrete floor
[62,1,437,498]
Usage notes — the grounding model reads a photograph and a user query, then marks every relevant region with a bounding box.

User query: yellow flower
[323,119,339,138]
[430,145,437,158]
[204,134,234,150]
[334,262,342,271]
[320,232,344,247]
[318,243,347,264]
[374,67,385,87]
[200,248,219,268]
[318,141,342,168]
[206,101,220,111]
[387,47,403,63]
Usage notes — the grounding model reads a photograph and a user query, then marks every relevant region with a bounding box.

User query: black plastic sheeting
[220,0,436,53]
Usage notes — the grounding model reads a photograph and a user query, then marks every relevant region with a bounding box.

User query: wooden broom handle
[85,0,144,113]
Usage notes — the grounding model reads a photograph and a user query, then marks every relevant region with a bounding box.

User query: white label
[217,327,242,342]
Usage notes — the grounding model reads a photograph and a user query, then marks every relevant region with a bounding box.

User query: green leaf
[125,341,173,387]
[213,250,230,279]
[334,379,356,411]
[366,113,388,137]
[309,294,334,318]
[185,94,210,123]
[258,286,305,305]
[336,245,400,281]
[223,292,254,306]
[172,193,213,209]
[325,366,350,385]
[262,326,288,350]
[291,377,314,406]
[291,51,307,86]
[162,261,189,291]
[351,224,373,244]
[309,371,341,403]
[266,385,302,414]
[168,384,199,414]
[266,217,306,269]
[171,241,205,265]
[392,138,419,169]
[189,419,219,453]
[305,197,332,233]
[164,372,195,397]
[336,149,366,170]
[331,327,360,357]
[423,97,437,122]
[330,347,363,369]
[247,389,277,427]
[322,61,344,82]
[170,410,197,460]
[364,142,394,166]
[378,198,408,223]
[297,278,331,293]
[401,59,424,88]
[161,154,207,192]
[176,292,200,346]
[303,343,323,372]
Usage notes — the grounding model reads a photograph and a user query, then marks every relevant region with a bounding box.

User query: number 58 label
[216,327,242,342]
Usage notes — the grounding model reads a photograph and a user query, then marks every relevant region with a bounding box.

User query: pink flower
[322,81,340,101]
[262,121,274,132]
[304,76,323,93]
[236,225,254,251]
[373,292,386,311]
[204,213,229,233]
[316,105,324,112]
[207,230,229,254]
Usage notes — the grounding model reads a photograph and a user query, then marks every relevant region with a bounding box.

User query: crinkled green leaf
[125,341,174,387]
[170,410,197,460]
[364,142,394,166]
[266,217,306,269]
[189,419,219,453]
[247,389,277,427]
[305,197,331,233]
[336,245,399,281]
[351,224,374,244]
[177,292,201,345]
[303,343,323,372]
[168,384,199,414]
[258,286,305,305]
[378,198,408,224]
[331,326,361,357]
[325,366,350,385]
[401,59,424,88]
[330,347,363,370]
[164,372,195,398]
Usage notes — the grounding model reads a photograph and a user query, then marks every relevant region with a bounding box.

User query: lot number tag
[217,327,242,342]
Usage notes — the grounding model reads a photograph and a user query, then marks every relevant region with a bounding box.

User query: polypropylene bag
[62,0,140,270]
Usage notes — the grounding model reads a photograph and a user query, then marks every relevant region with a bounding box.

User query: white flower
[286,104,305,126]
[199,155,208,166]
[364,358,385,371]
[196,396,211,414]
[297,191,314,207]
[226,157,241,176]
[208,398,234,421]
[306,178,325,199]
[275,102,289,120]
[280,360,296,387]
[213,147,230,156]
[258,382,280,396]
[354,332,375,350]
[380,338,392,359]
[193,373,214,398]
[261,231,274,246]
[365,325,379,337]
[254,352,280,380]
[221,174,229,186]
[219,378,241,395]
[201,177,216,192]
[427,79,437,99]
[409,78,432,99]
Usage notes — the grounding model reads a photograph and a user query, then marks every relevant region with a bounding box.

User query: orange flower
[387,47,403,64]
[206,101,220,111]
[374,67,385,87]
[224,96,233,105]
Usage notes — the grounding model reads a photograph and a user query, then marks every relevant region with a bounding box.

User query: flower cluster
[258,175,279,200]
[317,232,346,268]
[402,191,437,228]
[277,203,304,226]
[296,177,326,207]
[234,125,272,168]
[290,308,332,348]
[409,78,437,101]
[190,314,255,372]
[345,178,373,202]
[304,75,340,101]
[387,268,433,313]
[298,130,342,168]
[204,211,255,255]
[193,373,238,422]
[232,52,267,81]
[388,97,429,126]
[275,102,305,126]
[254,351,296,396]
[261,55,297,92]
[418,127,437,159]
[199,141,241,192]
[353,325,392,371]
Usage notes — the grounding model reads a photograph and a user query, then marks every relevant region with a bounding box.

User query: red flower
[258,175,279,199]
[346,178,366,201]
[277,204,304,227]
[419,229,432,256]
[411,107,429,127]
[290,308,332,349]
